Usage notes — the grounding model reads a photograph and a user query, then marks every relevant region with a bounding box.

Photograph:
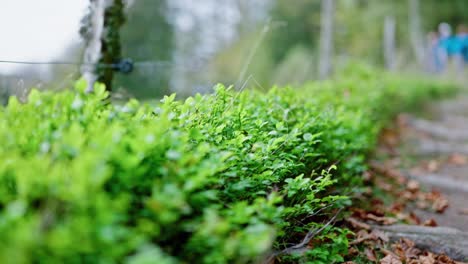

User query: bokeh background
[1,0,467,103]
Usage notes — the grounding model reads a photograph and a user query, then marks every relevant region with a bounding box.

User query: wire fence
[2,1,466,105]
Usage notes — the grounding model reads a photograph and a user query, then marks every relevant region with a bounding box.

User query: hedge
[0,66,456,263]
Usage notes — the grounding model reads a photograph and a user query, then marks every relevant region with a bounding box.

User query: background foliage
[2,0,467,101]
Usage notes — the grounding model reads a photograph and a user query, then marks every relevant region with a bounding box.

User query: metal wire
[0,59,116,68]
[0,59,205,71]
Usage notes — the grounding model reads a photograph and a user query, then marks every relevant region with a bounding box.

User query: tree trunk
[318,0,334,80]
[82,0,106,92]
[81,0,125,92]
[384,16,396,70]
[409,0,425,67]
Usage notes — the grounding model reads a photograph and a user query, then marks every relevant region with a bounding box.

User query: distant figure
[436,23,450,71]
[426,31,442,72]
[457,24,468,65]
[437,23,463,73]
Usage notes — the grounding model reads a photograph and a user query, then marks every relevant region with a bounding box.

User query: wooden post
[384,16,396,70]
[318,0,334,80]
[81,0,125,92]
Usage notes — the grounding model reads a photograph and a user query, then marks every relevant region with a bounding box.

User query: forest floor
[345,94,468,263]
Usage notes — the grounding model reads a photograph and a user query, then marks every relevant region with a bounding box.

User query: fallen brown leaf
[416,200,429,210]
[400,238,415,248]
[407,260,425,264]
[426,160,440,173]
[402,190,417,200]
[376,178,394,192]
[420,190,449,213]
[347,247,359,256]
[349,229,390,246]
[351,208,368,219]
[396,212,410,221]
[447,153,468,166]
[392,243,406,260]
[422,218,438,227]
[404,247,421,260]
[349,234,373,246]
[380,253,402,264]
[418,253,436,264]
[365,247,377,262]
[347,217,371,230]
[391,238,420,262]
[370,229,389,243]
[380,128,400,148]
[369,162,405,182]
[409,212,421,225]
[435,254,456,264]
[366,214,398,225]
[368,200,386,217]
[356,229,370,239]
[407,180,420,193]
[433,197,449,213]
[390,203,405,214]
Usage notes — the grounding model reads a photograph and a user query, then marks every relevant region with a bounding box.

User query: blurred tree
[334,0,468,68]
[76,0,468,97]
[214,0,468,86]
[115,0,174,98]
[334,0,408,66]
[100,0,125,92]
[421,0,468,30]
[207,31,274,89]
[384,16,397,70]
[272,45,315,86]
[409,0,425,66]
[81,0,125,92]
[319,0,335,79]
[268,0,321,64]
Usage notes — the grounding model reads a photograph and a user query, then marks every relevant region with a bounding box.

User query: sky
[0,0,88,74]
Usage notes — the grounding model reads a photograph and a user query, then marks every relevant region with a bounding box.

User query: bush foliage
[0,67,456,263]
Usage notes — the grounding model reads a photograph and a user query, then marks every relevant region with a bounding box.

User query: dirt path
[347,95,468,262]
[398,95,468,232]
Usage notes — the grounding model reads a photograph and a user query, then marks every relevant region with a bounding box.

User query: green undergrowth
[0,66,457,263]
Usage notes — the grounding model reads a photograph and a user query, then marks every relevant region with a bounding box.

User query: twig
[236,20,272,88]
[264,208,343,263]
[346,217,371,230]
[349,234,374,246]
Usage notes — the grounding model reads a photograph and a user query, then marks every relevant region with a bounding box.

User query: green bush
[0,67,456,263]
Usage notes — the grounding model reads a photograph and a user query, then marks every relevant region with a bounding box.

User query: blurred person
[426,31,442,72]
[437,22,463,73]
[457,24,468,65]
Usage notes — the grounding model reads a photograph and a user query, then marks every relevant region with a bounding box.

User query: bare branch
[264,208,343,263]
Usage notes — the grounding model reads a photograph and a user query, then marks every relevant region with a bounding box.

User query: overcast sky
[0,0,88,74]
